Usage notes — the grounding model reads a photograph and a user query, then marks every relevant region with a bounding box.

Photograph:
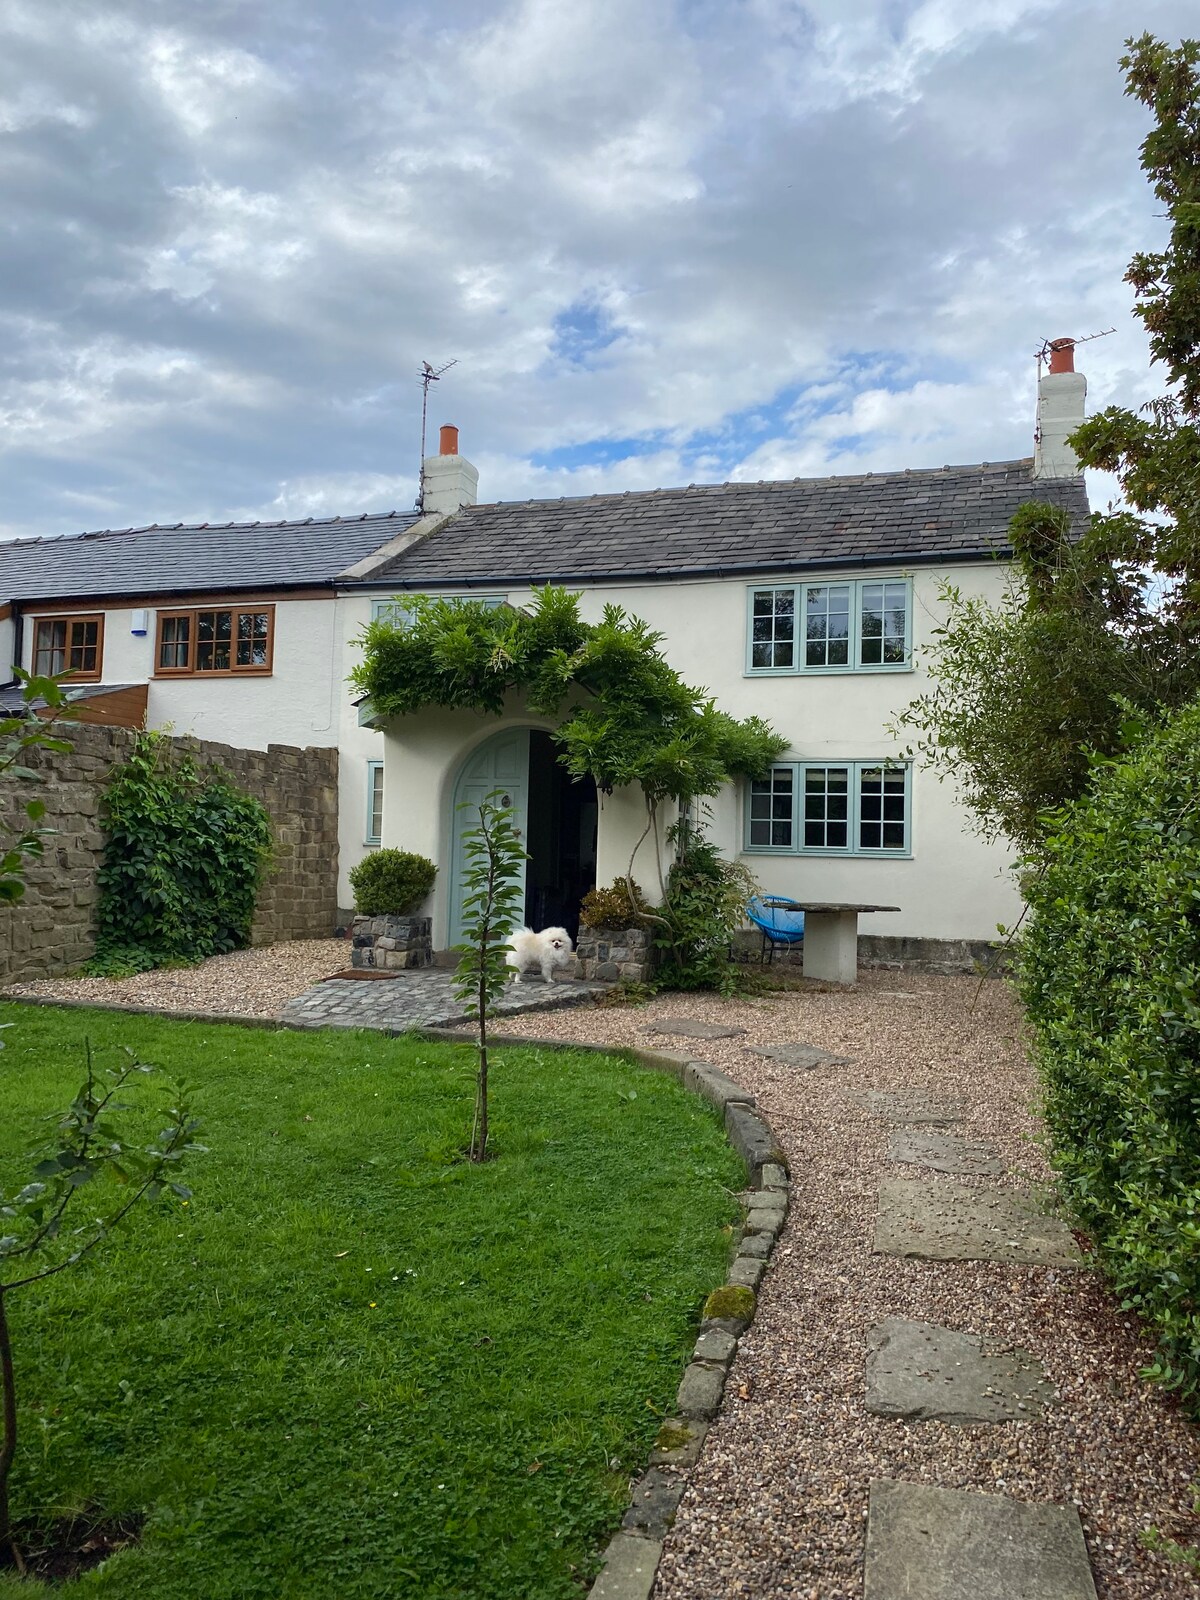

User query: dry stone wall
[0,723,339,983]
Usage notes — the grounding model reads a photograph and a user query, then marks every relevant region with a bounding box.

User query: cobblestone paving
[279,969,610,1032]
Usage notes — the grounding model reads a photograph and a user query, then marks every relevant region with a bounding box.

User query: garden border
[0,994,787,1600]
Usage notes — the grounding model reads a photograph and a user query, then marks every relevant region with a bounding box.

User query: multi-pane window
[370,595,506,626]
[156,606,274,675]
[366,760,384,845]
[746,578,911,672]
[32,615,103,680]
[745,762,911,855]
[750,588,796,670]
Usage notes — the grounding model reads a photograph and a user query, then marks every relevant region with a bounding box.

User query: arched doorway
[447,728,598,947]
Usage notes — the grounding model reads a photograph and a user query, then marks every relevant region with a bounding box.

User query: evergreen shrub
[1019,697,1200,1402]
[579,879,652,929]
[349,849,437,916]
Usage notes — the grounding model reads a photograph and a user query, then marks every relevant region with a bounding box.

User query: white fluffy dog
[506,925,574,983]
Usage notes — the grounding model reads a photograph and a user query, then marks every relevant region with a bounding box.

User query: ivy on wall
[88,731,273,976]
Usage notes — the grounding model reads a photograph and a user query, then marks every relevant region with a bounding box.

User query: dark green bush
[349,848,437,916]
[90,731,272,974]
[655,819,758,995]
[1018,697,1200,1403]
[579,878,652,929]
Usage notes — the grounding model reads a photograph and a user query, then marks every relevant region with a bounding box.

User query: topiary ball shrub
[1018,696,1200,1404]
[579,879,652,929]
[349,850,437,917]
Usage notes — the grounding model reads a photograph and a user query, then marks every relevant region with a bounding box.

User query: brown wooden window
[155,606,274,676]
[32,614,104,681]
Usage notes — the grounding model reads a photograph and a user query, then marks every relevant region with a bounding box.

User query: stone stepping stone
[874,1176,1079,1267]
[865,1318,1056,1424]
[744,1042,851,1070]
[643,1018,746,1041]
[887,1128,1004,1176]
[845,1089,964,1125]
[864,1479,1097,1599]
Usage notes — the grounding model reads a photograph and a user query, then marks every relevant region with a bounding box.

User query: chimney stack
[421,423,478,516]
[1033,338,1087,478]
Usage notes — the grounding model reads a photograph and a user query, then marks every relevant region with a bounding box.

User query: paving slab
[744,1041,851,1069]
[643,1018,746,1041]
[865,1318,1056,1424]
[887,1128,1005,1176]
[279,969,609,1032]
[875,1177,1080,1267]
[845,1089,965,1125]
[864,1479,1097,1600]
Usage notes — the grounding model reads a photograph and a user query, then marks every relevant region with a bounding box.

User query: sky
[1,0,1196,539]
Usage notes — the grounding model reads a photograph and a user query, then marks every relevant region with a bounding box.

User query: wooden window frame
[31,612,105,682]
[154,603,276,678]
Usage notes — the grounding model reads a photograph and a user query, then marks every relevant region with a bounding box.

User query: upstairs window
[746,578,911,673]
[746,761,911,855]
[33,614,103,681]
[370,594,506,626]
[156,606,274,676]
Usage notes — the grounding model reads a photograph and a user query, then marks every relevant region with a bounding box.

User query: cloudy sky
[1,0,1195,539]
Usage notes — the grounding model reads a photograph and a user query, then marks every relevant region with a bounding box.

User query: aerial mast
[416,359,457,512]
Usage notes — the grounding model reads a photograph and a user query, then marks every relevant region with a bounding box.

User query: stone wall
[0,723,339,983]
[575,923,658,984]
[731,928,1005,977]
[351,914,433,970]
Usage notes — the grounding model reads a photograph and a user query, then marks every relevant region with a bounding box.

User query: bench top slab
[779,902,901,914]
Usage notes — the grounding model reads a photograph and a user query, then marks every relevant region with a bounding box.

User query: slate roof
[0,510,419,604]
[356,459,1089,588]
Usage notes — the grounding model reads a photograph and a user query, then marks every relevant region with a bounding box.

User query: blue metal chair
[746,895,805,965]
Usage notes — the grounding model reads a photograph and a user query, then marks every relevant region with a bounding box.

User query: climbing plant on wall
[354,585,787,809]
[88,731,273,976]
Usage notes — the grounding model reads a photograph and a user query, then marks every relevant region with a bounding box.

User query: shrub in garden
[579,878,652,929]
[655,817,758,995]
[1018,697,1200,1403]
[348,849,437,917]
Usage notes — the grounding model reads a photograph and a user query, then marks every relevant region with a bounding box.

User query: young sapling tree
[451,793,528,1162]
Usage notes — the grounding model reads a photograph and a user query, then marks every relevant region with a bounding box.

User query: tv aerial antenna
[416,358,457,512]
[1031,328,1114,449]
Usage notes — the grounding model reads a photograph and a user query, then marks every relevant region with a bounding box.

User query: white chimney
[1033,338,1087,478]
[421,424,478,515]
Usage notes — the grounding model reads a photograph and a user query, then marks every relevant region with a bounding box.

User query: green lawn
[0,1005,742,1599]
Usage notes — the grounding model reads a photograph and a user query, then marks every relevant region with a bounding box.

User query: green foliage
[354,587,786,807]
[1017,697,1200,1405]
[452,795,529,1160]
[655,817,758,995]
[348,848,436,916]
[0,1003,741,1598]
[0,671,75,910]
[0,1044,202,1564]
[1069,35,1200,632]
[89,732,272,974]
[579,878,652,929]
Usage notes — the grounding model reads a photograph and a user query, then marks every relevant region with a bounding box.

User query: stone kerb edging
[417,1027,789,1600]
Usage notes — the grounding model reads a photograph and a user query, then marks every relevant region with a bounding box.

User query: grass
[0,1004,743,1599]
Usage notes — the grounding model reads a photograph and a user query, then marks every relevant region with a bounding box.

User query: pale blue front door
[448,728,530,948]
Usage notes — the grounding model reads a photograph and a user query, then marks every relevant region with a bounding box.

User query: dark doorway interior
[524,730,598,940]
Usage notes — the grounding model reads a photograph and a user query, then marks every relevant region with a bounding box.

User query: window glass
[750,589,795,669]
[34,616,102,678]
[860,581,908,666]
[805,585,852,667]
[157,608,272,674]
[33,619,67,676]
[236,612,270,667]
[159,615,191,670]
[803,766,850,848]
[749,767,794,847]
[367,762,384,844]
[858,765,908,850]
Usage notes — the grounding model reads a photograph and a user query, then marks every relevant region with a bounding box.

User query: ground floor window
[746,761,911,855]
[33,614,103,680]
[155,605,274,675]
[366,760,383,844]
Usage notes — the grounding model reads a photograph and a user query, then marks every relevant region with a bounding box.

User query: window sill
[742,846,913,859]
[152,670,273,680]
[743,663,914,679]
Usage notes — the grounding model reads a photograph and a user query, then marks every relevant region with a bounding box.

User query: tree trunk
[0,1286,23,1572]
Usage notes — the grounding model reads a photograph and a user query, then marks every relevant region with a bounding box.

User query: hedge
[1018,696,1200,1402]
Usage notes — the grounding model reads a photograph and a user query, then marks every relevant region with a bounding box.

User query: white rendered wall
[368,560,1024,945]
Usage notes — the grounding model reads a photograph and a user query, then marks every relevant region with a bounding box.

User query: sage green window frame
[370,594,506,626]
[744,761,912,856]
[745,577,912,674]
[365,760,384,846]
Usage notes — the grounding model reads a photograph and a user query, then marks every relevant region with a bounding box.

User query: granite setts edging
[417,1026,789,1600]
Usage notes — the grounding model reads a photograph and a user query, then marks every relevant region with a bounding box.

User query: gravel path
[2,939,350,1018]
[486,973,1200,1599]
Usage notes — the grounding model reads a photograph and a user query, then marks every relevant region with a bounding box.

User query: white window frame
[745,576,912,675]
[365,759,384,846]
[370,594,506,626]
[744,761,912,856]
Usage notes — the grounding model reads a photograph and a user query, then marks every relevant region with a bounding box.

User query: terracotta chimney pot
[1047,338,1076,374]
[439,424,459,456]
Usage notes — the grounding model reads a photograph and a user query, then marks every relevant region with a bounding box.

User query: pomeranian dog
[506,925,574,984]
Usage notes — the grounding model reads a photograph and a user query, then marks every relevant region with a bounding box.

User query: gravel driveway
[487,973,1200,1599]
[2,939,350,1018]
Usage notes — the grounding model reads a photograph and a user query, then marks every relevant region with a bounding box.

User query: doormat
[319,968,406,982]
